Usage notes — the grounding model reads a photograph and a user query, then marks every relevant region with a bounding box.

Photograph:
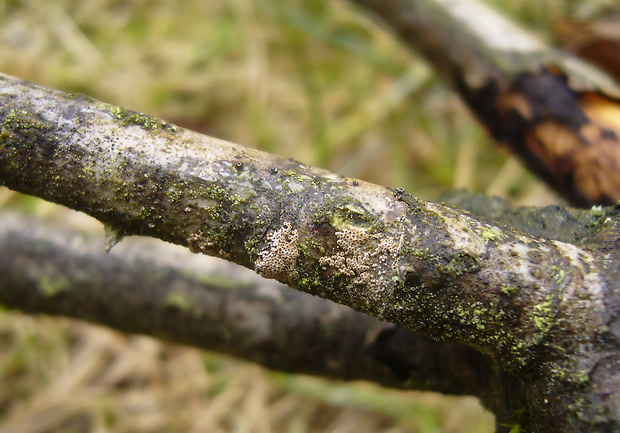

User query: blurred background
[0,0,615,431]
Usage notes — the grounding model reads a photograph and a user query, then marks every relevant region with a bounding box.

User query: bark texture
[0,210,497,400]
[1,73,619,432]
[353,0,620,206]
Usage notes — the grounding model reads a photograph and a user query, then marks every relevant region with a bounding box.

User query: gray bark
[1,72,619,432]
[0,209,496,399]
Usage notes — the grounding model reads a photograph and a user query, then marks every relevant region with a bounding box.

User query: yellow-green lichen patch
[438,250,481,278]
[530,297,555,333]
[105,105,179,133]
[481,226,502,243]
[277,169,316,184]
[501,284,518,296]
[1,109,55,145]
[37,276,71,297]
[315,197,379,231]
[163,292,203,318]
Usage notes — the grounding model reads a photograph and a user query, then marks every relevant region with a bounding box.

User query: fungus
[255,222,299,278]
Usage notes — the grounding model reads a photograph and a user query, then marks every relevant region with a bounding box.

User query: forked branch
[0,72,619,431]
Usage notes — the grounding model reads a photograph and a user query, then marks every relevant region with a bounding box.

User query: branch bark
[352,0,620,206]
[0,72,619,432]
[0,209,496,400]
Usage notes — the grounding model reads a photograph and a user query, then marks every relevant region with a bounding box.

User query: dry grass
[0,311,492,433]
[0,0,609,431]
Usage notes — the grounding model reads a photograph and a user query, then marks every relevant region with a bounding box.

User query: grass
[0,0,610,431]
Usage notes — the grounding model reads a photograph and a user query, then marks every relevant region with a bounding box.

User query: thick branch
[1,72,619,431]
[0,209,497,403]
[352,0,620,206]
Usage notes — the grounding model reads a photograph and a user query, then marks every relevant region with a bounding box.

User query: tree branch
[0,209,496,402]
[352,0,620,206]
[1,72,619,431]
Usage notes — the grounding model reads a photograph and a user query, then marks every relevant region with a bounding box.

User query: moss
[296,275,322,292]
[244,237,259,258]
[298,238,326,258]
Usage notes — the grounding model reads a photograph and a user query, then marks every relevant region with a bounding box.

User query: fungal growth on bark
[256,222,300,278]
[1,0,620,431]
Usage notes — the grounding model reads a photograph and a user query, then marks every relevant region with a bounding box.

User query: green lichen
[37,276,71,297]
[439,250,481,278]
[105,105,179,132]
[1,108,55,144]
[531,297,555,333]
[481,226,501,242]
[164,292,192,311]
[501,284,518,296]
[277,169,315,185]
[311,197,379,231]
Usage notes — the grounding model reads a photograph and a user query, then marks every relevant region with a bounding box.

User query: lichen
[1,108,54,145]
[530,297,555,333]
[438,250,481,278]
[37,276,71,297]
[501,284,518,296]
[481,226,501,242]
[163,292,203,318]
[105,105,179,132]
[312,197,378,229]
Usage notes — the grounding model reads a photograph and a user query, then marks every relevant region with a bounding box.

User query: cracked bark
[1,73,619,432]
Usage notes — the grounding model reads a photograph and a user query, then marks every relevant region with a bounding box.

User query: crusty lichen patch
[255,222,299,278]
